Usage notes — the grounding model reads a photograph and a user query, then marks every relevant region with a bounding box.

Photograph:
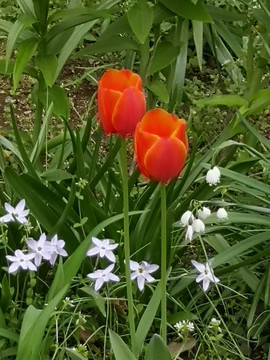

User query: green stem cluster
[119,139,136,351]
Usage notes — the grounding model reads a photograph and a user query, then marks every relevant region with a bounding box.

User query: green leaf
[17,0,35,16]
[196,94,248,108]
[145,334,172,360]
[127,0,153,44]
[134,282,162,357]
[65,349,88,360]
[80,286,106,317]
[6,14,35,71]
[109,330,137,360]
[246,89,270,115]
[13,37,38,91]
[0,275,12,311]
[38,85,69,120]
[40,169,73,181]
[76,35,138,57]
[147,80,169,103]
[149,41,180,75]
[0,328,19,342]
[16,287,68,360]
[159,0,211,22]
[36,54,57,87]
[192,20,203,71]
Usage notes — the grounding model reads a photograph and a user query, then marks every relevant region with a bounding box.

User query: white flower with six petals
[191,259,220,292]
[48,234,68,265]
[87,237,118,262]
[0,199,29,224]
[129,260,159,291]
[87,264,120,291]
[27,233,53,267]
[6,250,37,274]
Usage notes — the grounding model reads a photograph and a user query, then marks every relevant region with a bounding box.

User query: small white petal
[143,273,156,283]
[145,264,159,273]
[206,167,221,186]
[185,225,194,241]
[87,247,100,257]
[129,260,140,271]
[191,260,205,272]
[8,262,20,274]
[137,275,145,291]
[181,211,194,226]
[4,203,15,214]
[105,251,116,263]
[202,277,210,292]
[192,219,205,233]
[94,278,104,291]
[216,208,228,220]
[197,207,211,220]
[15,199,26,213]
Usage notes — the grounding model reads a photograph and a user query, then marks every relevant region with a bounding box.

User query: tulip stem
[160,183,167,342]
[119,139,136,352]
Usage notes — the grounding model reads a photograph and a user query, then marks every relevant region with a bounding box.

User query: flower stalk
[160,183,167,341]
[119,139,136,351]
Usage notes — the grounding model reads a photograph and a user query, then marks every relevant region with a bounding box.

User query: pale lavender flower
[87,264,120,291]
[0,199,29,224]
[27,233,52,267]
[129,260,159,291]
[87,237,118,263]
[6,249,37,274]
[48,234,68,265]
[191,259,220,292]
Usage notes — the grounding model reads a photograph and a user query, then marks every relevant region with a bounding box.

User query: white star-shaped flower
[6,249,37,274]
[216,207,228,220]
[206,166,221,186]
[48,234,68,265]
[27,233,53,267]
[87,237,118,262]
[0,199,29,224]
[87,264,120,291]
[129,260,159,291]
[191,259,220,292]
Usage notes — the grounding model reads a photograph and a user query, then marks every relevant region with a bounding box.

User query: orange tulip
[97,69,146,137]
[134,108,188,184]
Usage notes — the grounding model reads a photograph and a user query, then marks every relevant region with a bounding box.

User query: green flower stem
[119,139,136,351]
[160,183,167,342]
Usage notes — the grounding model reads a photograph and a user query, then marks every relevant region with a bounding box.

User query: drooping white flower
[6,249,37,274]
[206,166,221,186]
[181,211,205,241]
[216,207,228,220]
[129,260,159,291]
[0,199,29,224]
[191,259,220,292]
[174,320,195,337]
[48,234,68,265]
[27,233,52,267]
[87,237,118,263]
[197,207,211,220]
[180,211,194,226]
[87,264,120,291]
[192,219,205,234]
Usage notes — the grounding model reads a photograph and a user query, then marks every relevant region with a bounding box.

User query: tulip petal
[139,108,181,137]
[172,120,188,150]
[98,87,121,134]
[112,87,146,137]
[134,127,159,178]
[99,69,142,92]
[144,137,187,183]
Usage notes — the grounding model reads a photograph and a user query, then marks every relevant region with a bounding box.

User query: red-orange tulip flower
[97,69,146,137]
[134,108,188,184]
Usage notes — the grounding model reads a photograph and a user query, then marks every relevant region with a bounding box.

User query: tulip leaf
[109,330,137,360]
[127,0,153,44]
[159,0,211,22]
[145,334,172,360]
[13,37,38,91]
[149,41,180,75]
[38,85,70,121]
[196,95,248,108]
[147,80,169,104]
[36,54,58,87]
